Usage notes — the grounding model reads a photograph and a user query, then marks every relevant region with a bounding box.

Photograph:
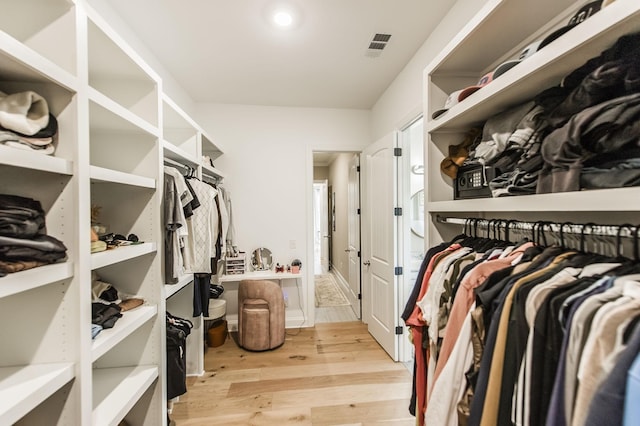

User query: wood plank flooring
[171,321,414,425]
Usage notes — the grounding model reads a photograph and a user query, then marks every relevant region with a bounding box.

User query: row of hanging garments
[402,218,640,426]
[163,162,236,316]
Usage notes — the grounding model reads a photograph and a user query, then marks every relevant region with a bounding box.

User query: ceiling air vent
[366,33,392,58]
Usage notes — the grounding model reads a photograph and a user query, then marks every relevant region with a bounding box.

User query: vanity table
[218,270,301,284]
[216,248,305,331]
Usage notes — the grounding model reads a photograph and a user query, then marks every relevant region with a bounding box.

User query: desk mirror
[410,189,425,238]
[251,247,273,271]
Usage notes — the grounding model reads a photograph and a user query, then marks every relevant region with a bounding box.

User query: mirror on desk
[251,247,273,271]
[410,189,425,238]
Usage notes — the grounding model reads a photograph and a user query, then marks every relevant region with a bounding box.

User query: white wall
[370,0,489,140]
[196,104,370,325]
[328,153,353,279]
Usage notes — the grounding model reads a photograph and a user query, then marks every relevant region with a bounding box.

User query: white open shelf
[427,187,640,213]
[201,163,226,181]
[89,88,159,137]
[0,31,78,92]
[0,145,73,175]
[427,0,640,132]
[91,242,157,270]
[91,305,158,362]
[163,141,199,167]
[92,366,158,426]
[90,165,156,189]
[165,274,194,299]
[0,363,74,426]
[0,262,73,299]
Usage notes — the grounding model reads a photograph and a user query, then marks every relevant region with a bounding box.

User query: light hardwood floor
[171,321,414,425]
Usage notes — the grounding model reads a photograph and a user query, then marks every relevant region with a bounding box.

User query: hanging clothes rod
[201,168,223,183]
[163,157,190,169]
[436,215,637,239]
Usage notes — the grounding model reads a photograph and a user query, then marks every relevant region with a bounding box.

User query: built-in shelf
[88,88,158,137]
[0,363,74,426]
[92,366,158,426]
[163,141,199,167]
[428,185,640,213]
[92,305,158,362]
[165,274,194,299]
[91,242,157,270]
[0,262,73,299]
[201,163,226,181]
[0,31,78,92]
[0,145,73,175]
[427,1,640,132]
[90,165,156,189]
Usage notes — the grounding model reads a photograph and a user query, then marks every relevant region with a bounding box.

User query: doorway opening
[312,151,360,323]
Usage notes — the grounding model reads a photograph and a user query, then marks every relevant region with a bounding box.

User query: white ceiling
[107,0,457,109]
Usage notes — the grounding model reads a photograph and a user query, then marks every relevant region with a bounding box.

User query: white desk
[218,271,301,283]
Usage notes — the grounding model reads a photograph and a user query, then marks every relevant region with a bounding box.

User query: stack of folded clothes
[0,194,67,277]
[0,90,58,155]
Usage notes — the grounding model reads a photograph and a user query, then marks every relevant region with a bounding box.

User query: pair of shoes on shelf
[209,284,224,299]
[118,298,144,312]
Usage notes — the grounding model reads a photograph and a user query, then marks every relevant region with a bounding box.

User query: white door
[346,154,361,318]
[361,131,400,360]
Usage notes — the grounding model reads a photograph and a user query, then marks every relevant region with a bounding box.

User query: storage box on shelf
[225,253,246,275]
[424,0,640,245]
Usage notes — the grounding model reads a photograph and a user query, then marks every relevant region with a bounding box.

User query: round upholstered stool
[238,280,285,351]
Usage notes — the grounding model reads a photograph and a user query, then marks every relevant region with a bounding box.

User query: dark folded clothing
[0,194,46,238]
[0,234,67,263]
[92,302,122,329]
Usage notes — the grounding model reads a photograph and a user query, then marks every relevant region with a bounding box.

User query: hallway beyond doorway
[314,272,357,323]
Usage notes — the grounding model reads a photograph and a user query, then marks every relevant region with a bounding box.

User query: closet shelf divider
[0,145,73,175]
[92,366,158,426]
[0,363,75,426]
[0,261,73,299]
[89,165,156,189]
[165,274,194,299]
[91,305,158,362]
[0,31,78,91]
[88,87,159,137]
[90,242,157,270]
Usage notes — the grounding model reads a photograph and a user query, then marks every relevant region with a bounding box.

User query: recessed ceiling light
[273,10,293,27]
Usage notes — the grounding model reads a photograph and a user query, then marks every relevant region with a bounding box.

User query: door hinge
[357,208,361,215]
[395,266,403,276]
[394,147,402,156]
[356,166,360,172]
[357,251,361,257]
[395,326,404,335]
[394,207,403,216]
[358,293,362,300]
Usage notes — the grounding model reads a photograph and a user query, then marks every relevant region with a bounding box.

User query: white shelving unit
[160,93,226,378]
[424,0,640,241]
[0,0,226,423]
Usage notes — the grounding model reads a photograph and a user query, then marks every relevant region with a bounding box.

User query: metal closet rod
[201,168,222,184]
[436,215,638,239]
[163,157,192,170]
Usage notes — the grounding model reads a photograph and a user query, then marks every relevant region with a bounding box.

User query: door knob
[363,260,371,266]
[344,249,351,252]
